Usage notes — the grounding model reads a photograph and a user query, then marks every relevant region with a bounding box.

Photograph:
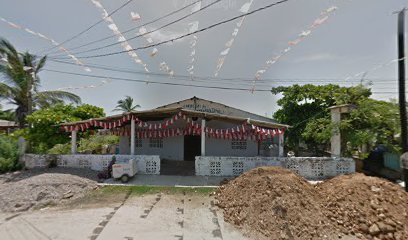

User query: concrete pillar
[278,130,284,157]
[130,118,135,155]
[331,109,341,157]
[71,130,77,154]
[18,137,26,155]
[329,104,356,157]
[201,118,206,156]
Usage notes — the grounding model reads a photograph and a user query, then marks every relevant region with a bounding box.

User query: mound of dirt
[216,167,336,240]
[216,167,408,240]
[0,168,98,212]
[317,173,408,240]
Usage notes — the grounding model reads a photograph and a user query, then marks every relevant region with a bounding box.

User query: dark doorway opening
[184,135,201,161]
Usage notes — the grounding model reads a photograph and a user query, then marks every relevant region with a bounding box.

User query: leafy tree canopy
[271,84,398,157]
[22,104,105,153]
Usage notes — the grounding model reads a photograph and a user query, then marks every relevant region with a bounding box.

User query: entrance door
[184,136,201,161]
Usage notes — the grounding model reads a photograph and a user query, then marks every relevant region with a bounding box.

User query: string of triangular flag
[0,17,92,73]
[106,124,284,141]
[251,6,338,92]
[90,0,149,73]
[187,1,202,76]
[56,78,112,91]
[138,25,175,76]
[344,54,408,83]
[62,111,198,132]
[214,0,253,77]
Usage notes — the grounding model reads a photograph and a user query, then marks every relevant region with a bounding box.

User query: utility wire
[43,68,402,93]
[43,69,273,92]
[47,0,206,56]
[48,59,401,84]
[52,0,290,60]
[50,0,222,57]
[38,0,134,55]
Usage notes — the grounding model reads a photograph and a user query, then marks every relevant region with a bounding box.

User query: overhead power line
[38,0,134,55]
[43,68,402,94]
[51,0,291,60]
[50,0,222,57]
[43,68,273,92]
[47,0,206,56]
[48,59,401,84]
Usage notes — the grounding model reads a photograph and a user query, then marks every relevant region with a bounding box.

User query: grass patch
[98,185,216,196]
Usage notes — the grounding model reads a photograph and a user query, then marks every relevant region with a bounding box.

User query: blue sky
[0,0,407,117]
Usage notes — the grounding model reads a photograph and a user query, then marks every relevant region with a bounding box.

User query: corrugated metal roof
[59,107,289,129]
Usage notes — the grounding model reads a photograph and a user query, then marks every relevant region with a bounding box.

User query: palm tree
[0,38,81,127]
[0,104,14,121]
[114,96,140,112]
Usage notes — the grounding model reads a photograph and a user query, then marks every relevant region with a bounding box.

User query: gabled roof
[156,96,277,123]
[59,107,289,129]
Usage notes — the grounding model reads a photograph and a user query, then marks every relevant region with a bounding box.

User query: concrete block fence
[21,154,161,175]
[195,156,355,180]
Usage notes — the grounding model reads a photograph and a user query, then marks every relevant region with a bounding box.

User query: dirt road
[0,192,247,240]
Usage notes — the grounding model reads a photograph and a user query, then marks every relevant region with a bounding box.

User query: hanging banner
[56,78,112,91]
[187,1,202,76]
[136,23,175,76]
[0,17,92,73]
[214,0,253,77]
[251,6,338,92]
[90,0,149,72]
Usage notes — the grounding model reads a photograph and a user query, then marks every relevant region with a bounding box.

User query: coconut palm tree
[114,96,140,112]
[0,38,81,127]
[0,104,14,121]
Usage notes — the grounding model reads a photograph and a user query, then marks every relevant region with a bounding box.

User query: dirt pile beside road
[0,168,98,212]
[216,167,336,240]
[216,167,408,240]
[317,173,408,240]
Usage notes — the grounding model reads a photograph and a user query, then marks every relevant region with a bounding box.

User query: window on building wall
[149,138,163,148]
[135,138,142,148]
[231,140,247,150]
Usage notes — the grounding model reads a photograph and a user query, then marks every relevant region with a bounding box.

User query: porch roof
[59,107,289,129]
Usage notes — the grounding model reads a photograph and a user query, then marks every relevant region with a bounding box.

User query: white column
[130,118,135,155]
[330,109,341,157]
[71,130,77,154]
[201,118,206,156]
[278,130,284,157]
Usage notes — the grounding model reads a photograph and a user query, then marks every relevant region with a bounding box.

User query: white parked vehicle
[112,159,137,183]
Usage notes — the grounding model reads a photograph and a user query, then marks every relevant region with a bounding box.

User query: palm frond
[34,90,82,106]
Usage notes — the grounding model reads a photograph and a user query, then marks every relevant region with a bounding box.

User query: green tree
[271,84,372,155]
[25,104,105,153]
[114,96,140,112]
[0,38,81,127]
[303,98,400,157]
[0,104,14,121]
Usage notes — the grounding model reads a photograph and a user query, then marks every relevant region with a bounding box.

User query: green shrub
[47,143,71,154]
[77,134,119,154]
[0,135,20,173]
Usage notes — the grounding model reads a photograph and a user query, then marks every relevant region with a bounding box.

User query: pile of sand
[0,168,98,212]
[216,167,408,240]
